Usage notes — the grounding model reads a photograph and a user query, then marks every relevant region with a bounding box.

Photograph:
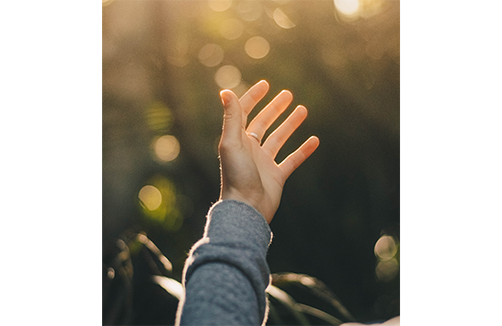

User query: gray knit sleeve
[175,200,273,326]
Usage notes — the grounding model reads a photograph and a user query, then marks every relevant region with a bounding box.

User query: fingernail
[220,90,231,105]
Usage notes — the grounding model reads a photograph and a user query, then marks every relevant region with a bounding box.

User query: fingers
[262,105,308,158]
[246,90,293,141]
[219,89,242,148]
[279,136,320,180]
[239,80,269,116]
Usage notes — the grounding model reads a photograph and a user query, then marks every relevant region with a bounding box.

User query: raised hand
[218,80,319,223]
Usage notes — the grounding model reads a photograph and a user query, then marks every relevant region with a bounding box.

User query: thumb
[220,89,242,145]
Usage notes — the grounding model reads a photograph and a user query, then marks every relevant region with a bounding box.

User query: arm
[175,80,319,325]
[176,200,272,325]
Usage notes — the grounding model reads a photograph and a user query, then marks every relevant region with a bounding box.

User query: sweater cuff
[204,199,273,252]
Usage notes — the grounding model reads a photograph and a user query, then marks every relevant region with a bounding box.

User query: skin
[218,80,320,223]
[217,80,399,325]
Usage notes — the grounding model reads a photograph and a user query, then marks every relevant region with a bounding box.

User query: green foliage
[102,232,356,325]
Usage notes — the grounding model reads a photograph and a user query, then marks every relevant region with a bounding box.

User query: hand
[218,80,319,223]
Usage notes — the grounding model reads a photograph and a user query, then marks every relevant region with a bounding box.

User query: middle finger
[246,90,293,141]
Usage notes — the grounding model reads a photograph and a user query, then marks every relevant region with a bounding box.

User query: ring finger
[262,105,308,158]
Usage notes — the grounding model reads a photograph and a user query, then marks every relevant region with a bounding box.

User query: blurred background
[102,0,399,324]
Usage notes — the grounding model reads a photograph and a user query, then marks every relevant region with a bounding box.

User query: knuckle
[218,138,240,153]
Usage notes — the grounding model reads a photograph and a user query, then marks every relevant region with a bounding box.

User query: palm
[246,134,284,216]
[219,80,319,223]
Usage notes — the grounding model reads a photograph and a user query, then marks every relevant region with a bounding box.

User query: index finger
[239,80,269,116]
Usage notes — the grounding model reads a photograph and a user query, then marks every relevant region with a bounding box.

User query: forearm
[176,200,273,326]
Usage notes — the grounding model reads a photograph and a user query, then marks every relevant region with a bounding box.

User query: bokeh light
[374,235,398,261]
[214,65,242,89]
[236,1,262,21]
[273,8,296,29]
[334,0,386,20]
[375,258,399,282]
[208,0,232,12]
[145,101,173,134]
[138,185,163,211]
[334,0,360,17]
[152,135,180,163]
[198,43,224,67]
[374,235,399,282]
[139,177,183,232]
[245,36,270,59]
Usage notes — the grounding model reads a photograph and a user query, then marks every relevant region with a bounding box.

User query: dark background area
[102,0,399,324]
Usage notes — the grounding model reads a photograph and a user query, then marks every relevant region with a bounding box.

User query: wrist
[221,193,259,212]
[220,192,267,222]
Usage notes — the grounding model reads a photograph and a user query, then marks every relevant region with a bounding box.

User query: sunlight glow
[266,285,296,305]
[334,0,385,19]
[153,276,184,299]
[215,65,242,89]
[208,0,232,12]
[334,0,359,16]
[299,276,316,287]
[245,36,270,59]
